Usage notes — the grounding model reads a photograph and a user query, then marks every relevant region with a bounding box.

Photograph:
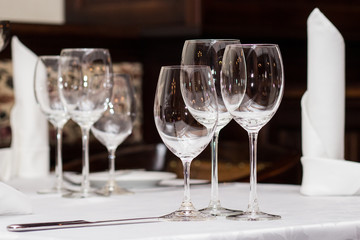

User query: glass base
[95,183,133,196]
[160,201,216,221]
[226,211,281,221]
[199,204,243,217]
[62,189,97,198]
[160,209,215,221]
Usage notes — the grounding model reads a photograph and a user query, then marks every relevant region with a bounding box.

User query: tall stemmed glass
[91,73,136,196]
[181,39,242,216]
[154,65,218,221]
[58,48,113,198]
[34,55,70,194]
[221,44,284,221]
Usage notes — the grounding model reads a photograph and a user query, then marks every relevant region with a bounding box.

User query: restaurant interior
[0,0,359,186]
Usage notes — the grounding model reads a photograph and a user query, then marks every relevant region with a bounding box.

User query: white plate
[64,170,177,189]
[159,179,209,187]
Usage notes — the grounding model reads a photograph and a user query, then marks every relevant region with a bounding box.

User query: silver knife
[7,216,161,232]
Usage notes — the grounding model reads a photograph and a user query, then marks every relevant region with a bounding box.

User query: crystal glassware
[154,65,218,221]
[58,48,113,198]
[34,55,70,194]
[0,21,10,52]
[91,73,136,196]
[221,44,284,221]
[181,39,242,216]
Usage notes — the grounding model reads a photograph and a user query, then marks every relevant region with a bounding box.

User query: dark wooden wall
[1,0,360,183]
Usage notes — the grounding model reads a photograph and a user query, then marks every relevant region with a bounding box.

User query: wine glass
[221,44,284,221]
[58,48,113,198]
[34,55,70,194]
[0,21,10,52]
[181,39,242,216]
[154,65,218,221]
[91,73,136,196]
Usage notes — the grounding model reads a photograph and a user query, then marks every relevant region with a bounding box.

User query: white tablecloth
[1,177,360,240]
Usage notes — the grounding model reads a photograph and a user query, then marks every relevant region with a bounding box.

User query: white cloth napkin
[0,181,32,215]
[300,8,360,195]
[0,36,49,180]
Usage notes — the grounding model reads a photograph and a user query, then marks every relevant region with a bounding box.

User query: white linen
[302,8,345,159]
[0,148,13,180]
[300,8,360,195]
[0,36,49,180]
[0,181,32,215]
[1,178,360,240]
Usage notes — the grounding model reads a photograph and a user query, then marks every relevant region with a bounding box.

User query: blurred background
[0,0,359,185]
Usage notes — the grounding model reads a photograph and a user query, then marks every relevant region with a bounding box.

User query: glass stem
[108,148,116,188]
[81,127,91,194]
[210,131,220,207]
[180,160,194,210]
[248,131,259,214]
[55,127,63,191]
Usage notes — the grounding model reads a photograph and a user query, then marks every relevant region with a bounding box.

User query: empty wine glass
[58,48,113,198]
[0,21,10,52]
[221,44,284,221]
[91,73,136,196]
[154,65,218,221]
[34,55,70,194]
[181,39,242,216]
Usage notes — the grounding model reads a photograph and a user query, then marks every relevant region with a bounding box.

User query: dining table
[0,174,360,240]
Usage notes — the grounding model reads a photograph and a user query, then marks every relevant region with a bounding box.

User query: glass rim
[226,43,279,48]
[60,48,110,53]
[184,39,240,43]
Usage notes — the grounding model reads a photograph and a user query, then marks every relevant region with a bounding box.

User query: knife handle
[7,220,89,232]
[7,217,160,232]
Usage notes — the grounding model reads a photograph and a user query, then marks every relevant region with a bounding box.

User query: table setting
[0,7,360,240]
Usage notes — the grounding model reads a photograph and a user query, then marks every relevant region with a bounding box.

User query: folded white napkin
[0,181,32,215]
[0,148,13,180]
[300,8,360,195]
[0,36,49,180]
